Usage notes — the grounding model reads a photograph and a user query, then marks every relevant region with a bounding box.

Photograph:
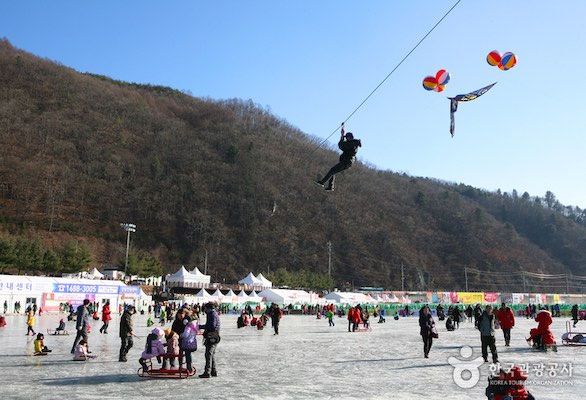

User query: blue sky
[2,1,585,208]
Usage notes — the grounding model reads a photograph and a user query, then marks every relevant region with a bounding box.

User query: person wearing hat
[199,302,220,378]
[162,329,179,369]
[119,304,136,362]
[314,124,362,191]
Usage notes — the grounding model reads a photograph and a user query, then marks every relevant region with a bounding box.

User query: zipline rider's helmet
[345,132,354,140]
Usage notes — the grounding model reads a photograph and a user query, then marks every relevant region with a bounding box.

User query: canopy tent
[166,266,210,289]
[247,291,264,303]
[224,289,238,304]
[237,290,250,302]
[87,268,104,280]
[324,292,378,305]
[258,288,313,305]
[238,273,262,287]
[210,289,224,303]
[255,273,273,288]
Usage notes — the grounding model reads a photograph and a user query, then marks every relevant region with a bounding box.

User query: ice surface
[0,312,583,399]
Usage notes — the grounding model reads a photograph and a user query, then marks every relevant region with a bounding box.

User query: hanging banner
[458,292,485,304]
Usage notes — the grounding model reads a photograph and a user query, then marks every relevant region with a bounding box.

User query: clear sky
[2,1,585,208]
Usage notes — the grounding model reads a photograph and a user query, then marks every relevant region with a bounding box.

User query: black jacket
[338,137,361,159]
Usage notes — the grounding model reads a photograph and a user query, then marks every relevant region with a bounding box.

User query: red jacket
[535,310,552,334]
[102,305,111,322]
[497,308,515,329]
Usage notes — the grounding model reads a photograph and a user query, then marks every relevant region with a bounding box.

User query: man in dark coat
[478,305,498,363]
[199,302,221,378]
[315,127,362,191]
[70,299,90,354]
[270,303,282,335]
[419,305,435,358]
[119,305,135,362]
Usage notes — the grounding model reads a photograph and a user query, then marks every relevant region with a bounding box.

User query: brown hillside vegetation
[1,39,585,291]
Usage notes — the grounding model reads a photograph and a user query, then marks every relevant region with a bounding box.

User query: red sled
[137,356,196,379]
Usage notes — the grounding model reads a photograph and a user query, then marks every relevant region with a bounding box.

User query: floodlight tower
[120,223,136,277]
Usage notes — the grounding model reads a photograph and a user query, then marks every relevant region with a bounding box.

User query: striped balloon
[499,52,517,70]
[422,76,438,91]
[487,50,501,66]
[436,69,450,86]
[433,84,446,93]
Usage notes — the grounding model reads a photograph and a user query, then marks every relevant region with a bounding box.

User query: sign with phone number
[53,284,139,295]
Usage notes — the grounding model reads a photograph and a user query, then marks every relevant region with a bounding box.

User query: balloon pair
[487,50,517,70]
[422,69,451,92]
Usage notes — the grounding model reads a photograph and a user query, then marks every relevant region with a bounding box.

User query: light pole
[120,223,136,278]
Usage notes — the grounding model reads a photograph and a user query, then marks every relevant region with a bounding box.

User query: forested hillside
[1,39,585,291]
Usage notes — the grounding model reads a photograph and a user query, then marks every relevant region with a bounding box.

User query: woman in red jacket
[100,301,112,334]
[496,303,515,346]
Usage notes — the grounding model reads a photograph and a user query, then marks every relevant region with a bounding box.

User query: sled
[47,329,69,335]
[137,356,195,379]
[355,326,372,332]
[562,321,586,346]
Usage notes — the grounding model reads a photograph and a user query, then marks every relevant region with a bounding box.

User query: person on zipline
[315,124,361,191]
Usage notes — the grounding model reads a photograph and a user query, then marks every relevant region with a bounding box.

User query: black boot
[211,370,217,377]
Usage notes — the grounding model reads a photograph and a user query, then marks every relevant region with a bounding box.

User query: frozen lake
[0,311,583,399]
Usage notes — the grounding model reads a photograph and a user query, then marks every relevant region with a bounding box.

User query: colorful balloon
[498,52,517,70]
[422,76,438,91]
[435,69,450,86]
[434,84,446,93]
[486,50,501,66]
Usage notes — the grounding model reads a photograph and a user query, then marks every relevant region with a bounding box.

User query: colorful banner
[42,292,95,312]
[484,292,499,303]
[458,292,485,304]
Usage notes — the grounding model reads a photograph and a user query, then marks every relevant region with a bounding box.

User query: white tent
[224,289,238,303]
[237,290,250,303]
[258,288,313,304]
[166,266,210,288]
[324,292,377,304]
[87,268,104,280]
[255,273,273,288]
[210,289,224,303]
[248,291,264,303]
[238,273,262,287]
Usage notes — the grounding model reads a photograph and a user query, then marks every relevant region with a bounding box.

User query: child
[54,319,66,334]
[146,316,154,327]
[162,329,180,369]
[73,339,95,361]
[159,308,166,326]
[378,314,386,323]
[180,317,199,374]
[139,327,166,371]
[26,311,36,336]
[0,314,6,327]
[34,333,51,355]
[327,309,335,327]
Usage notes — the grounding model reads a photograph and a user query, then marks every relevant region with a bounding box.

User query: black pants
[481,335,498,362]
[319,157,353,188]
[71,328,88,353]
[502,328,511,345]
[119,336,133,360]
[100,321,109,333]
[421,333,433,356]
[272,320,279,335]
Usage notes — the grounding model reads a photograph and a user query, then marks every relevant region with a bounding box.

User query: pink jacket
[165,333,180,355]
[141,338,166,359]
[73,344,88,359]
[180,321,199,351]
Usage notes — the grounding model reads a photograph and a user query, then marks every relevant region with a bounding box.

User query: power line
[310,0,463,154]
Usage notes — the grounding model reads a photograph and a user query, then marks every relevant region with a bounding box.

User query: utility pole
[522,270,526,293]
[204,249,208,275]
[465,267,468,292]
[327,241,332,277]
[566,273,570,294]
[401,263,405,291]
[120,223,136,279]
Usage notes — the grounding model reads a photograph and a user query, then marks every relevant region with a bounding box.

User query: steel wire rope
[309,0,463,155]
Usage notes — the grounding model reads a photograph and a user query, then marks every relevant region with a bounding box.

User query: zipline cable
[310,0,463,155]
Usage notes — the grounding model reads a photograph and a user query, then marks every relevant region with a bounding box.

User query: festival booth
[238,273,262,289]
[165,266,210,290]
[87,268,105,280]
[0,274,147,313]
[255,273,273,289]
[258,288,319,305]
[324,291,379,305]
